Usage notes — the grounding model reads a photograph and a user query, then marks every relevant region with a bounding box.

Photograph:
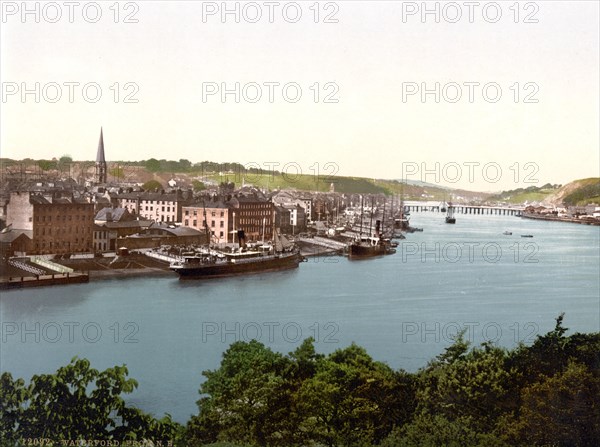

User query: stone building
[182,201,233,244]
[113,190,193,223]
[5,191,94,255]
[228,196,274,242]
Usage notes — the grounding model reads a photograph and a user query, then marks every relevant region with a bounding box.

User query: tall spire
[95,127,107,184]
[96,127,105,163]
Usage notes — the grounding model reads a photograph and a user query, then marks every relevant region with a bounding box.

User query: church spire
[96,127,105,163]
[95,127,107,184]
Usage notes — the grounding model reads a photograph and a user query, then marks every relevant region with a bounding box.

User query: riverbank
[522,213,600,226]
[0,254,174,290]
[0,272,89,290]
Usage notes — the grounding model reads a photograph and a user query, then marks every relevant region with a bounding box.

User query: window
[185,210,189,216]
[220,211,224,217]
[185,220,189,226]
[220,231,223,237]
[28,217,32,222]
[193,220,197,226]
[162,206,165,212]
[220,221,224,228]
[211,220,215,228]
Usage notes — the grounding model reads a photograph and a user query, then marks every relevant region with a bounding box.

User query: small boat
[521,234,534,238]
[503,231,512,235]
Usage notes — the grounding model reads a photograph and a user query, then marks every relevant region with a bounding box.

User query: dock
[0,272,89,290]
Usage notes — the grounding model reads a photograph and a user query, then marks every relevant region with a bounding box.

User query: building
[275,204,306,234]
[183,201,233,244]
[93,224,112,253]
[114,190,192,223]
[95,127,107,184]
[5,191,95,255]
[299,197,313,223]
[0,228,32,259]
[228,196,274,242]
[93,207,149,252]
[144,223,205,245]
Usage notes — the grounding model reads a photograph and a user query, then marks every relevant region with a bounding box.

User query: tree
[37,159,56,171]
[192,180,206,191]
[59,154,73,164]
[143,179,163,191]
[187,340,292,446]
[145,158,161,173]
[0,357,182,444]
[295,343,413,446]
[511,361,600,446]
[179,159,192,171]
[381,414,508,447]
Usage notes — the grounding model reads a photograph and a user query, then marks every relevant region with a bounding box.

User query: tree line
[1,314,599,446]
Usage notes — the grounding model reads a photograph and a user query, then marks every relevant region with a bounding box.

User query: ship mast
[369,196,374,237]
[359,195,363,237]
[202,200,211,247]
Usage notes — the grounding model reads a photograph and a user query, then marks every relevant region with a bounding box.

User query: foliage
[142,179,163,191]
[37,159,57,171]
[193,180,207,191]
[3,317,600,446]
[145,158,161,172]
[562,178,600,205]
[0,357,183,445]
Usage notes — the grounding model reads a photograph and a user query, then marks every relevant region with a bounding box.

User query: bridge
[403,201,524,216]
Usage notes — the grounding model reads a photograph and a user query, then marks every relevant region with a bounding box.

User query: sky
[1,0,599,191]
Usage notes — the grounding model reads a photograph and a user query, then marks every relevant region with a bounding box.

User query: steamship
[170,229,303,279]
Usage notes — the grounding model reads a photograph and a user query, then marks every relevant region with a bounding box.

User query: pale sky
[1,1,598,191]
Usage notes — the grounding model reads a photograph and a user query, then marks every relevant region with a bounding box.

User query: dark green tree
[0,357,182,444]
[142,179,163,191]
[145,158,161,172]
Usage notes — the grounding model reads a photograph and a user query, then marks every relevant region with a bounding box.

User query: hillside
[543,177,600,206]
[487,184,560,204]
[0,158,490,201]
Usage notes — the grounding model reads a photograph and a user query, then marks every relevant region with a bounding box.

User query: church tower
[95,127,107,184]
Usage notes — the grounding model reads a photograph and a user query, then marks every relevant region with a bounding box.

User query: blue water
[1,213,599,423]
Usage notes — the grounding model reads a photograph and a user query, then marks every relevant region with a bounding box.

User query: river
[1,212,598,423]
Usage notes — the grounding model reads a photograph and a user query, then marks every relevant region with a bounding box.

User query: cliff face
[543,178,600,206]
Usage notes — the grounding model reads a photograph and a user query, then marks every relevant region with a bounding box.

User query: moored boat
[348,236,387,259]
[170,247,302,279]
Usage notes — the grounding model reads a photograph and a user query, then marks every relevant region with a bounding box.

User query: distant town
[1,129,599,288]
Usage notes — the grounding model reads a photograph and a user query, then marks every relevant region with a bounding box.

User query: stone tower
[95,127,107,184]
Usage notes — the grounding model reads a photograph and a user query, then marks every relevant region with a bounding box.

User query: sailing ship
[445,202,456,224]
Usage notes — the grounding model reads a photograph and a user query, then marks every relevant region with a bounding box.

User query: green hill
[546,177,600,206]
[486,184,560,204]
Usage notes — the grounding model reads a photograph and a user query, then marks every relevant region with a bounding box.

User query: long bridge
[403,201,524,216]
